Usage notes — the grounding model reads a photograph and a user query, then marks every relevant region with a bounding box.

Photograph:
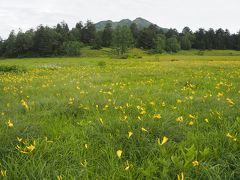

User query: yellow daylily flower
[141,127,148,132]
[153,114,161,119]
[188,121,194,126]
[158,136,169,145]
[57,175,63,180]
[117,150,123,159]
[177,172,184,180]
[176,116,183,122]
[21,100,29,111]
[176,99,182,103]
[192,160,199,167]
[226,133,237,141]
[226,98,235,107]
[189,114,196,119]
[0,170,7,177]
[128,131,133,138]
[125,161,130,171]
[7,120,14,128]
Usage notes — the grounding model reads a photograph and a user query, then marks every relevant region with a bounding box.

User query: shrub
[63,41,82,56]
[0,65,27,73]
[97,61,106,67]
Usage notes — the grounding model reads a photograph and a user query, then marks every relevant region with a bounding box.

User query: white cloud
[0,0,239,39]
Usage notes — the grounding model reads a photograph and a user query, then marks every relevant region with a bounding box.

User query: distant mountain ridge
[95,17,168,32]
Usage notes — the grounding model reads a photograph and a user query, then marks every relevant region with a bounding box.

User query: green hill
[95,17,168,32]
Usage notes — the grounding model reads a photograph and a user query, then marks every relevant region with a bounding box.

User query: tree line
[0,20,240,58]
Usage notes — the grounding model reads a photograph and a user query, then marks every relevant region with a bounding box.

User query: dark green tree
[153,34,166,53]
[137,24,159,49]
[215,28,226,49]
[33,25,61,56]
[236,31,240,50]
[130,23,139,46]
[102,23,113,47]
[205,29,215,49]
[193,28,206,50]
[112,26,133,56]
[63,41,82,56]
[81,21,96,44]
[92,31,103,49]
[3,31,17,57]
[0,37,3,57]
[166,28,179,38]
[165,35,180,52]
[180,35,191,50]
[15,30,34,57]
[56,21,70,42]
[70,21,83,42]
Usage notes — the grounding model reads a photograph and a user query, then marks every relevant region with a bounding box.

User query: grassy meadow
[0,49,240,179]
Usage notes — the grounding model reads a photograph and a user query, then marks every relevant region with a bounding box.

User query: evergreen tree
[165,35,180,52]
[81,21,96,44]
[215,28,226,49]
[102,23,113,47]
[56,21,70,42]
[205,29,215,49]
[92,31,103,49]
[193,28,206,50]
[112,26,133,56]
[137,24,159,49]
[33,26,61,56]
[153,34,166,53]
[0,37,3,57]
[3,31,17,57]
[15,30,34,57]
[236,31,240,50]
[63,41,82,56]
[130,23,139,46]
[180,35,191,50]
[70,22,83,42]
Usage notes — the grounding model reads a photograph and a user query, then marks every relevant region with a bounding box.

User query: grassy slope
[0,51,239,179]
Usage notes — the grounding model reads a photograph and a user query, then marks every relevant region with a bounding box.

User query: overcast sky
[0,0,239,39]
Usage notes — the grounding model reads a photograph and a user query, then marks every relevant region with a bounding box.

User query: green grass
[0,51,240,179]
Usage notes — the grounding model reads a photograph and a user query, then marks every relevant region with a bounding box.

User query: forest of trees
[0,20,240,58]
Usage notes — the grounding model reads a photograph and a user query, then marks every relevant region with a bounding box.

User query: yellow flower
[57,175,63,180]
[7,120,14,128]
[99,118,104,124]
[192,160,199,167]
[217,92,224,97]
[0,170,7,177]
[150,101,155,106]
[80,160,88,167]
[117,150,123,159]
[158,136,169,145]
[188,121,194,126]
[125,161,130,171]
[226,133,237,141]
[226,98,235,107]
[204,118,209,123]
[153,114,161,119]
[177,172,184,180]
[140,110,146,115]
[176,99,182,103]
[128,131,133,138]
[21,100,29,111]
[189,114,196,119]
[141,127,148,132]
[176,116,183,122]
[26,143,35,152]
[16,141,36,154]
